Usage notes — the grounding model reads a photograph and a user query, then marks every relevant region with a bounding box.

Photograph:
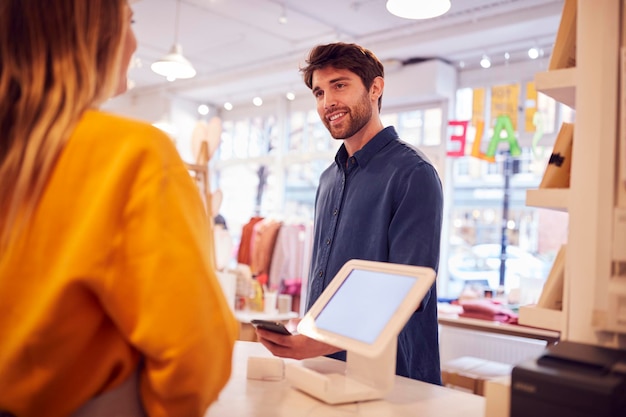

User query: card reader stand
[285,337,397,404]
[284,260,436,404]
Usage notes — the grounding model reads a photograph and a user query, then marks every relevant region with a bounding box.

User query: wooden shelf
[525,188,569,211]
[518,305,563,332]
[534,67,576,109]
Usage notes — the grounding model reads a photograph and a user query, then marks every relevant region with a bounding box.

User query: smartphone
[251,319,292,335]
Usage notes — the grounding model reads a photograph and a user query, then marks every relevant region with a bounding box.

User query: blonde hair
[0,0,128,250]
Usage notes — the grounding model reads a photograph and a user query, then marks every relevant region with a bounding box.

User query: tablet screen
[314,269,416,344]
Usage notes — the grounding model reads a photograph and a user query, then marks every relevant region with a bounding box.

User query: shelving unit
[533,67,576,109]
[517,305,563,332]
[522,0,625,349]
[525,188,569,212]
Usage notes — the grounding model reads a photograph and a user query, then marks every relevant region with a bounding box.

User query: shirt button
[325,238,331,245]
[318,271,323,277]
[333,209,338,216]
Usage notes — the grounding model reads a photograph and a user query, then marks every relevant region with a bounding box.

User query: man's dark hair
[300,42,385,111]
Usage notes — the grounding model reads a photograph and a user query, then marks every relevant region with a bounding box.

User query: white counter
[205,341,485,417]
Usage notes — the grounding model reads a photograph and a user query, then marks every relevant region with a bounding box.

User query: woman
[0,1,238,416]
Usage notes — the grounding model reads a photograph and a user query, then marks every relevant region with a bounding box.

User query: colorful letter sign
[447,120,469,157]
[485,115,522,158]
[447,114,522,161]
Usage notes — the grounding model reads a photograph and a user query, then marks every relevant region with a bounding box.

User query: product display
[537,245,565,311]
[539,122,574,189]
[548,0,576,70]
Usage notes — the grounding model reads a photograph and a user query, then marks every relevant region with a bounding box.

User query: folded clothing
[458,299,518,324]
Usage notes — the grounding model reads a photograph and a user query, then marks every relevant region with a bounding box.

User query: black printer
[510,340,626,417]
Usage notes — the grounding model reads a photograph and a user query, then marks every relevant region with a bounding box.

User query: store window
[444,85,570,300]
[215,103,445,266]
[215,110,338,249]
[287,110,337,154]
[381,107,442,148]
[423,108,443,146]
[218,116,278,161]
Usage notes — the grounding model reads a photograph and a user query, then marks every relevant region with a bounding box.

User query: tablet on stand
[285,259,436,404]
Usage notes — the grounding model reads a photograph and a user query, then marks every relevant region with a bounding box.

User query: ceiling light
[480,55,491,69]
[151,0,196,80]
[152,44,196,80]
[278,5,288,24]
[198,104,209,115]
[528,47,539,59]
[286,92,296,101]
[386,0,451,20]
[504,52,510,60]
[223,102,233,111]
[253,97,263,107]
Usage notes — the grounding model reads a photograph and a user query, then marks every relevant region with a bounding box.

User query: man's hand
[255,328,341,360]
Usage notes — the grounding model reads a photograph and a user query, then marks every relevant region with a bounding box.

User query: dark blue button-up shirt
[306,126,443,384]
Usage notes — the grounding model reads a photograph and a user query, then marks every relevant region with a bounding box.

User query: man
[256,42,443,385]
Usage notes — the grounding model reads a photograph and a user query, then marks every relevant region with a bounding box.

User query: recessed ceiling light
[480,55,491,69]
[198,104,209,115]
[278,5,288,24]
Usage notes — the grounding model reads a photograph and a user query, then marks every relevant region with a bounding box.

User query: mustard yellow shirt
[0,110,238,417]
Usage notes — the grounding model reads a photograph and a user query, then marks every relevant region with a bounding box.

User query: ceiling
[126,0,565,109]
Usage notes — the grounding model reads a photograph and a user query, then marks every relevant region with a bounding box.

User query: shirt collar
[334,126,398,169]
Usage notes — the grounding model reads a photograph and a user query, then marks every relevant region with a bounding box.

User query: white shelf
[534,67,576,109]
[525,188,569,211]
[518,305,563,332]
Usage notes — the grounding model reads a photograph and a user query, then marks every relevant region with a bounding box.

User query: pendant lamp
[151,0,196,80]
[386,0,451,20]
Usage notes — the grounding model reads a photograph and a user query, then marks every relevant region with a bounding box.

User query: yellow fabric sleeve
[0,110,238,417]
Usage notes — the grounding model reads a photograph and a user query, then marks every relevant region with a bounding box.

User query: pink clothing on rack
[268,222,313,292]
[249,218,282,276]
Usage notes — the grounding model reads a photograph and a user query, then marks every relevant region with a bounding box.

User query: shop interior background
[106,0,570,299]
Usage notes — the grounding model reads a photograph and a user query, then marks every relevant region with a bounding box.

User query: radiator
[439,325,548,366]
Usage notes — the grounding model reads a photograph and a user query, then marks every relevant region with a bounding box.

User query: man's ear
[370,76,384,101]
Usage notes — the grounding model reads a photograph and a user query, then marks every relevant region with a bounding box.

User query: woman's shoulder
[66,110,184,175]
[79,110,168,141]
[74,110,177,155]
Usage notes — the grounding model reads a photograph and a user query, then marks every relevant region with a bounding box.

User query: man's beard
[324,91,372,140]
